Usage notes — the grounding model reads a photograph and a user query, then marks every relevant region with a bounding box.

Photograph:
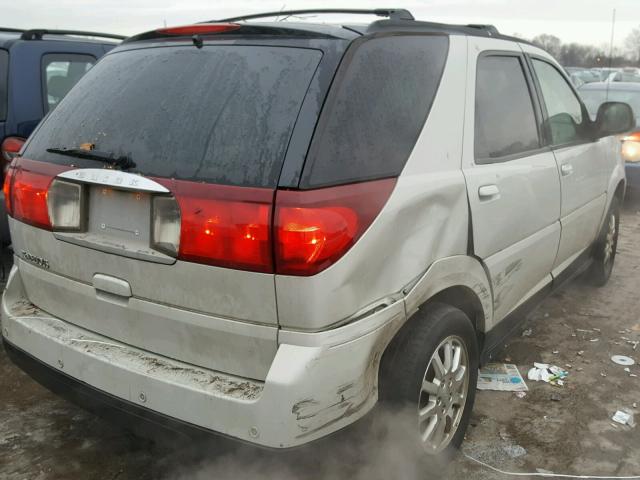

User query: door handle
[560,163,574,176]
[478,184,500,200]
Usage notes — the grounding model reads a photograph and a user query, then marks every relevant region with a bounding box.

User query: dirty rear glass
[300,35,449,188]
[23,45,323,187]
[0,49,8,121]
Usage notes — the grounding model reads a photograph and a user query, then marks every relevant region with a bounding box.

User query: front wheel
[587,197,620,287]
[378,302,479,461]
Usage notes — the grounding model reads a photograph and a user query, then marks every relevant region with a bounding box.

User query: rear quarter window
[0,49,8,121]
[300,35,449,188]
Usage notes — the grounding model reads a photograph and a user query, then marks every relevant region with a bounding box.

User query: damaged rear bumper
[1,264,405,448]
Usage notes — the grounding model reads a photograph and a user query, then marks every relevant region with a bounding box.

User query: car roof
[0,27,123,49]
[123,9,535,47]
[579,81,640,92]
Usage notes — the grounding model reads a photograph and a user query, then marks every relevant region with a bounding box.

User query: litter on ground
[612,410,636,428]
[611,355,635,366]
[527,363,569,386]
[478,364,528,392]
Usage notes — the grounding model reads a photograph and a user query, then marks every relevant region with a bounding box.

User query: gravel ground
[1,201,639,480]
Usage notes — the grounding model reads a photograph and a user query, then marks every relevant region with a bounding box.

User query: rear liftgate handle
[93,273,132,305]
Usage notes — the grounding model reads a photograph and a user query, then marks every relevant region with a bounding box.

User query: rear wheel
[587,197,620,287]
[379,302,479,461]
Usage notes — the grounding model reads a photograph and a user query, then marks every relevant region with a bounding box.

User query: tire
[587,197,620,287]
[378,302,479,463]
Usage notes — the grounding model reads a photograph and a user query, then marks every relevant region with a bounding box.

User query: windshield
[23,45,323,187]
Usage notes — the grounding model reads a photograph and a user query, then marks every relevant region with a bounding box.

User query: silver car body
[1,29,625,448]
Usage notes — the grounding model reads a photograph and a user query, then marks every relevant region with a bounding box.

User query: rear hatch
[7,35,343,380]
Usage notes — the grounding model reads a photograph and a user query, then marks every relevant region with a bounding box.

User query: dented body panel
[276,35,469,331]
[2,264,405,448]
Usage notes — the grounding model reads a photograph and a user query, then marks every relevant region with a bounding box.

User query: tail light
[47,179,84,230]
[7,159,395,276]
[1,137,26,178]
[1,137,25,162]
[11,169,54,230]
[157,179,274,273]
[274,178,396,275]
[3,164,15,215]
[6,160,70,229]
[622,131,640,162]
[157,178,394,275]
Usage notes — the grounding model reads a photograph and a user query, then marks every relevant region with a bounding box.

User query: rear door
[0,48,8,141]
[11,41,333,380]
[462,39,561,324]
[526,54,609,273]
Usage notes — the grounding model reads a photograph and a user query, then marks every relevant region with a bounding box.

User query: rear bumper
[1,264,405,448]
[2,339,218,443]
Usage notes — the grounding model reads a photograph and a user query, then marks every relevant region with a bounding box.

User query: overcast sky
[4,0,640,49]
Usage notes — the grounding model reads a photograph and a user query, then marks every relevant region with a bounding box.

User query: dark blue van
[0,28,124,243]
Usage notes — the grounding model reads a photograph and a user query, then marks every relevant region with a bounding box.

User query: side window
[532,59,590,146]
[475,55,540,162]
[0,49,8,121]
[42,54,95,113]
[300,35,449,188]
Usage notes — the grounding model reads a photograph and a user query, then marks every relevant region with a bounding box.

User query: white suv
[1,8,633,461]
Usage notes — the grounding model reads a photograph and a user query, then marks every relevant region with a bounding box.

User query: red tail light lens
[274,178,396,276]
[3,164,15,215]
[159,179,274,273]
[156,23,241,36]
[7,159,70,230]
[11,169,53,230]
[1,137,26,177]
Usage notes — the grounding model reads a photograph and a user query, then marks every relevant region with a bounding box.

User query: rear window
[24,45,323,187]
[300,35,449,188]
[0,49,8,121]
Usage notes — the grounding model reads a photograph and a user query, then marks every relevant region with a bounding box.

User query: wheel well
[614,180,626,203]
[426,286,485,334]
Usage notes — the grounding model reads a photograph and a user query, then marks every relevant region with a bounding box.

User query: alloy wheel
[418,335,469,454]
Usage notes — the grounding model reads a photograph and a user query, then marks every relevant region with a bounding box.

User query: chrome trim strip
[57,169,169,193]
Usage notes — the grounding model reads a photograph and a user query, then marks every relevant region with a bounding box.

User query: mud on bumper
[1,264,405,448]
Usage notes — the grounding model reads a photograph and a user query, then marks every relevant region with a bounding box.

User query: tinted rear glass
[0,49,8,121]
[300,35,448,188]
[474,55,540,161]
[23,45,323,187]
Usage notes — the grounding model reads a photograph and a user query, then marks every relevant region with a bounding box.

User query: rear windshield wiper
[46,147,136,170]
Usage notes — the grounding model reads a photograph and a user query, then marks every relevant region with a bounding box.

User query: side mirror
[595,101,635,137]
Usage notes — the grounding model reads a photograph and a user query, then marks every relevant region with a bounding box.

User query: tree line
[529,27,640,68]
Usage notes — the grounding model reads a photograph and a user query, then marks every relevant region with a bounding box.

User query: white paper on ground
[477,363,529,392]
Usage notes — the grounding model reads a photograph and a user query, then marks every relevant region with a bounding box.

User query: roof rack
[466,24,500,36]
[0,27,25,33]
[20,29,126,41]
[214,8,415,23]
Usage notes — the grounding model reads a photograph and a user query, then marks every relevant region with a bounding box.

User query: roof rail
[466,24,500,36]
[20,29,126,41]
[0,27,25,33]
[213,8,415,23]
